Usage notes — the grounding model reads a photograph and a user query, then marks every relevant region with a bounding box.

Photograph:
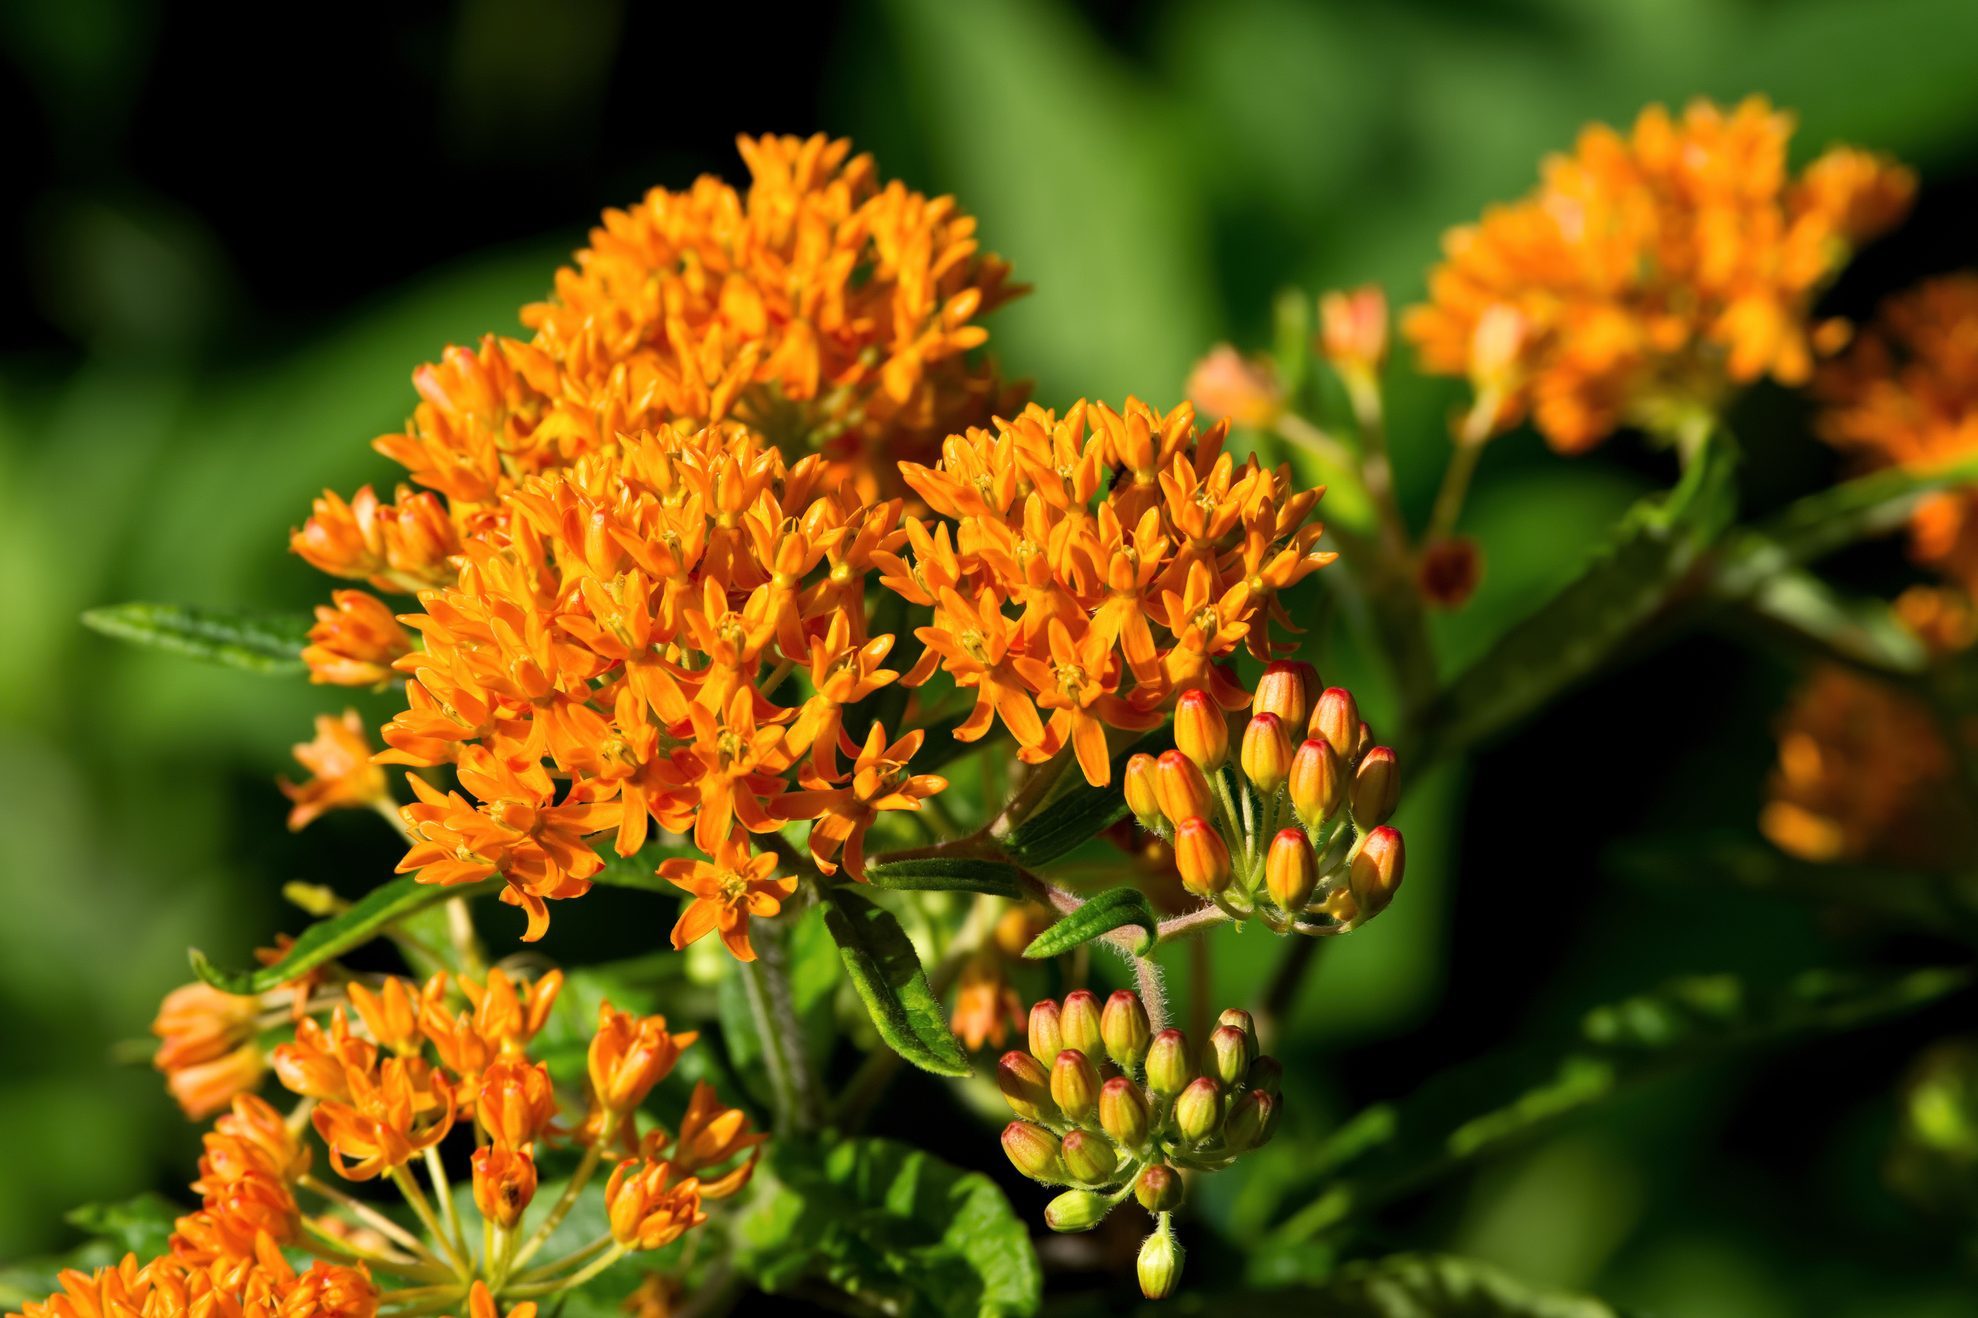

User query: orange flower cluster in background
[1817,273,1978,594]
[292,134,1021,689]
[12,1245,378,1318]
[886,399,1333,784]
[1406,96,1914,451]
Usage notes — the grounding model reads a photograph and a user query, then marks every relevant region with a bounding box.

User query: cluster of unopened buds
[997,990,1280,1299]
[1125,662,1404,932]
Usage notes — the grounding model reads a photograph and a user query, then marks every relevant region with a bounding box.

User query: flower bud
[1099,1076,1152,1149]
[1060,1129,1119,1184]
[1060,990,1104,1060]
[1146,1029,1195,1096]
[1217,1007,1256,1038]
[1247,1055,1283,1096]
[1137,1222,1184,1300]
[1288,738,1345,827]
[1174,689,1228,771]
[1349,826,1405,918]
[1123,753,1163,828]
[1187,345,1284,429]
[1174,818,1232,897]
[471,1144,537,1229]
[478,1059,556,1148]
[1051,1049,1102,1123]
[996,1050,1058,1122]
[1203,1026,1253,1087]
[1320,284,1390,375]
[1223,1089,1279,1153]
[589,1006,694,1117]
[1135,1162,1184,1213]
[1240,713,1293,795]
[1351,746,1400,826]
[1251,661,1315,732]
[1309,687,1360,761]
[605,1158,703,1250]
[1027,999,1063,1067]
[1101,990,1152,1071]
[1417,535,1481,610]
[1264,828,1318,912]
[1174,1077,1224,1142]
[1001,1121,1064,1182]
[1044,1189,1112,1233]
[1155,750,1215,826]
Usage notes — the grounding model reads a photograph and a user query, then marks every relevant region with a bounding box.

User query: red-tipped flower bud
[1251,661,1315,732]
[1174,818,1232,897]
[1223,1089,1279,1153]
[1044,1188,1112,1233]
[1001,1121,1064,1182]
[1310,687,1360,761]
[1204,1025,1254,1087]
[1288,738,1345,827]
[1099,1076,1153,1149]
[1135,1162,1185,1213]
[1060,990,1103,1060]
[1145,1029,1195,1096]
[1027,999,1063,1067]
[1155,750,1215,826]
[1265,828,1318,912]
[1101,990,1152,1071]
[996,1050,1058,1122]
[1174,1076,1224,1142]
[1351,746,1400,826]
[1051,1049,1102,1123]
[1217,1007,1256,1038]
[1060,1128,1120,1184]
[1174,689,1228,772]
[1123,753,1163,828]
[1349,826,1405,918]
[1240,713,1293,795]
[1138,1220,1184,1299]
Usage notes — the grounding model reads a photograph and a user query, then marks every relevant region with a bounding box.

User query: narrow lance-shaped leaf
[1422,429,1738,761]
[1726,568,1930,678]
[862,855,1023,899]
[1259,964,1970,1252]
[820,886,971,1077]
[82,602,312,676]
[1000,732,1165,867]
[191,875,503,994]
[1022,886,1159,959]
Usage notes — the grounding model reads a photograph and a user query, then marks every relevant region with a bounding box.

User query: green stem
[389,1166,470,1278]
[300,1174,439,1263]
[739,918,823,1132]
[508,1135,609,1271]
[504,1244,628,1300]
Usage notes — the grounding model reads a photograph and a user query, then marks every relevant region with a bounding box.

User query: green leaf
[64,1194,182,1258]
[1423,429,1738,760]
[1713,453,1978,597]
[820,886,971,1077]
[999,732,1164,867]
[1261,965,1969,1252]
[737,1135,1041,1317]
[1021,886,1158,959]
[81,602,312,676]
[863,855,1023,899]
[190,875,502,994]
[1727,569,1930,677]
[1290,1253,1621,1317]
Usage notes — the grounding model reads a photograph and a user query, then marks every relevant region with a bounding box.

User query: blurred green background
[6,1,1978,1312]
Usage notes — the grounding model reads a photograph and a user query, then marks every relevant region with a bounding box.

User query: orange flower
[1405,97,1914,451]
[311,1056,456,1181]
[16,1249,377,1318]
[950,953,1024,1053]
[471,1144,539,1229]
[280,710,390,831]
[658,834,798,962]
[777,724,947,879]
[303,590,413,688]
[292,484,459,593]
[345,976,428,1057]
[465,1279,538,1318]
[588,1004,698,1117]
[456,967,563,1056]
[152,982,266,1120]
[604,1159,708,1251]
[477,1059,557,1147]
[643,1081,766,1199]
[272,1010,378,1102]
[1185,346,1283,429]
[1816,274,1978,594]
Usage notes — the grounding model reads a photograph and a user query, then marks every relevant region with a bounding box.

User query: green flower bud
[1145,1029,1195,1096]
[1217,1008,1258,1051]
[1247,1055,1283,1096]
[1027,998,1063,1067]
[1060,1128,1119,1184]
[1203,1024,1253,1087]
[1060,989,1104,1059]
[1174,1076,1223,1142]
[996,1050,1058,1122]
[1001,1121,1063,1182]
[1051,1049,1101,1123]
[1134,1162,1184,1213]
[1043,1188,1112,1233]
[1137,1221,1184,1300]
[1099,1076,1152,1149]
[1223,1089,1279,1153]
[1101,989,1152,1071]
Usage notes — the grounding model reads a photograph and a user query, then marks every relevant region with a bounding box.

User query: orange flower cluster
[1405,97,1914,451]
[885,399,1333,784]
[291,135,1020,689]
[153,946,322,1121]
[1816,274,1978,594]
[8,1246,377,1318]
[379,420,944,940]
[280,711,389,831]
